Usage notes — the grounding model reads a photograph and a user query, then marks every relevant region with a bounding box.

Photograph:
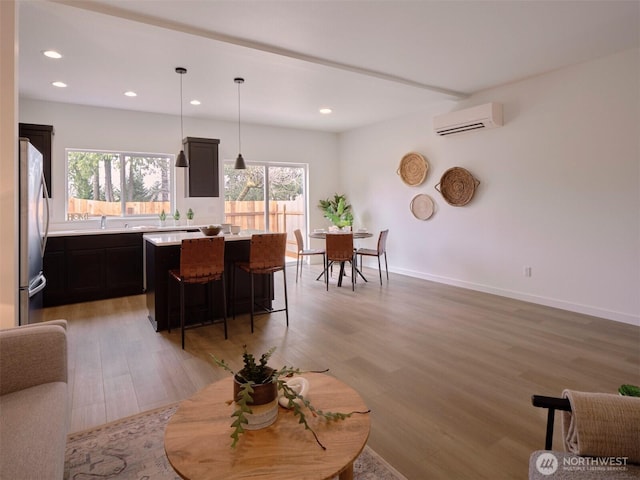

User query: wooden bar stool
[168,237,227,349]
[233,233,289,333]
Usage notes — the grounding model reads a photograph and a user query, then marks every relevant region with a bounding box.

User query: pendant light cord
[237,80,242,154]
[180,73,184,140]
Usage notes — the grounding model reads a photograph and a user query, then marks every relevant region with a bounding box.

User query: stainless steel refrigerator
[19,138,50,325]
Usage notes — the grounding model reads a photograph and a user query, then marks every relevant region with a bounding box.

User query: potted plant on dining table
[318,194,353,229]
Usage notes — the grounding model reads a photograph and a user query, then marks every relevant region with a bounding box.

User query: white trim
[392,266,640,327]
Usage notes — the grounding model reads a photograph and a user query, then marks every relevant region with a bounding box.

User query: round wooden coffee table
[164,372,370,480]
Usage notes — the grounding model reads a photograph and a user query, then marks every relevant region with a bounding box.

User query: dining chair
[293,229,326,283]
[234,233,289,333]
[324,233,355,291]
[356,229,389,285]
[168,236,227,349]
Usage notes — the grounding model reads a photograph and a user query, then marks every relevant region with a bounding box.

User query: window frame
[65,148,175,220]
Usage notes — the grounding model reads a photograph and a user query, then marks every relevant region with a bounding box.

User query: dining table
[309,230,373,286]
[309,230,374,240]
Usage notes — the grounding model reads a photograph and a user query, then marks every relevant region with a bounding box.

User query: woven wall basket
[435,167,480,206]
[397,152,428,186]
[410,194,435,220]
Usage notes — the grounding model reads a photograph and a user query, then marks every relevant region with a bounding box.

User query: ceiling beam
[52,0,469,99]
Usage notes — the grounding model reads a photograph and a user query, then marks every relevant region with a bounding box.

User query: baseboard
[392,267,640,327]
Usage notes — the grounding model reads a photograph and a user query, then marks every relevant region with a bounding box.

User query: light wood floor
[42,265,639,479]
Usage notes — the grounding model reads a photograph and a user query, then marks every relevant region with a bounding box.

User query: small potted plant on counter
[173,209,180,226]
[186,208,194,226]
[159,210,167,227]
[210,345,369,449]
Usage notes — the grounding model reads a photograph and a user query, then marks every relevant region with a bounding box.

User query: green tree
[224,165,264,201]
[224,165,303,201]
[68,152,101,200]
[268,167,302,200]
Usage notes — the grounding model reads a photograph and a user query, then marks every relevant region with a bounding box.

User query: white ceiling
[18,0,640,133]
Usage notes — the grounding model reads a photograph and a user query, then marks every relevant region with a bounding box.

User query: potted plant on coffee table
[210,346,369,449]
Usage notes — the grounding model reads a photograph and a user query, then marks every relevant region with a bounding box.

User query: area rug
[64,403,407,480]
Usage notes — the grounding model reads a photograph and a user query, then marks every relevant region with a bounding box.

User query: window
[224,161,308,260]
[66,149,173,218]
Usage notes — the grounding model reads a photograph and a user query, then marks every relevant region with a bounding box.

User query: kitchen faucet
[100,215,107,229]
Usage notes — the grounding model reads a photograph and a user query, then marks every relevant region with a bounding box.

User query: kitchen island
[143,231,273,332]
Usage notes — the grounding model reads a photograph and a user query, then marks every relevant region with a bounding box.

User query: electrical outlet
[524,266,532,277]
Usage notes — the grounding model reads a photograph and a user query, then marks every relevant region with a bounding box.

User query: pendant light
[175,67,188,167]
[234,77,246,170]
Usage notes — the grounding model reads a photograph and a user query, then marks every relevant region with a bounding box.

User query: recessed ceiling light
[124,91,137,97]
[190,100,201,105]
[51,81,67,88]
[43,50,62,59]
[319,108,332,115]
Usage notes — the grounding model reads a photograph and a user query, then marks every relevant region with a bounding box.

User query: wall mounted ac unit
[433,102,503,136]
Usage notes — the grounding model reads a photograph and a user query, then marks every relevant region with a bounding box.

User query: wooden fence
[68,199,303,228]
[225,200,304,232]
[68,198,169,216]
[68,198,305,258]
[225,200,305,258]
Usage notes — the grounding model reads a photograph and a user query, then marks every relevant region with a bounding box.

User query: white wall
[18,49,640,326]
[0,0,18,328]
[340,48,640,326]
[18,100,339,231]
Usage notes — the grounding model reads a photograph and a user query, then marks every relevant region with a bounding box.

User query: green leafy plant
[318,194,353,227]
[173,209,180,221]
[619,384,640,396]
[159,210,167,221]
[186,208,194,220]
[211,345,369,449]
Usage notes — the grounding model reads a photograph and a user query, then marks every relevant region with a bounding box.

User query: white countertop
[143,230,260,246]
[48,225,201,237]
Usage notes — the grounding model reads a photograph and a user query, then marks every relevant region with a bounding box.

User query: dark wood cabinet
[19,123,53,197]
[42,237,66,306]
[183,137,220,197]
[43,233,144,306]
[106,245,143,295]
[67,248,105,295]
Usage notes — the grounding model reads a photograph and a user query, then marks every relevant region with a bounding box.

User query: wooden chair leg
[250,273,255,334]
[180,282,185,350]
[351,258,355,291]
[384,252,389,281]
[220,273,228,340]
[232,266,236,320]
[323,254,327,286]
[325,259,330,291]
[282,268,289,327]
[167,276,172,333]
[378,256,382,285]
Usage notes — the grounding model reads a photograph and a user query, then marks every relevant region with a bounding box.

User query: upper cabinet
[183,137,220,197]
[19,123,53,197]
